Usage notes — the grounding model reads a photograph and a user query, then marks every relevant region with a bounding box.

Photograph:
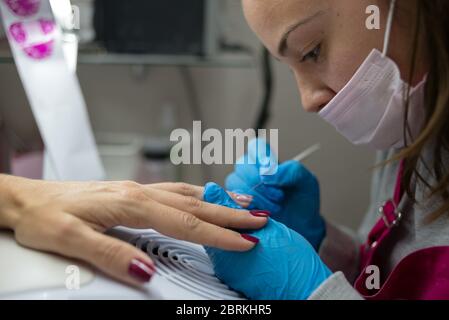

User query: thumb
[204,182,242,209]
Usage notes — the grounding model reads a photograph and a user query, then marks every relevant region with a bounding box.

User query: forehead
[242,0,327,44]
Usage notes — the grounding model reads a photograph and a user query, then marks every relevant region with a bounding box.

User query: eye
[300,44,321,63]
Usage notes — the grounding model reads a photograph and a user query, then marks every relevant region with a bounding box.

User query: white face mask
[318,0,426,150]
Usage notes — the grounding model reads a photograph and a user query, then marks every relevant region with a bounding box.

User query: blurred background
[0,0,375,230]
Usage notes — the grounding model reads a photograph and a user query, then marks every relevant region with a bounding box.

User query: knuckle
[49,216,83,248]
[181,213,202,232]
[120,180,141,189]
[186,196,203,210]
[176,182,195,197]
[98,241,123,267]
[121,187,148,202]
[93,182,116,193]
[54,216,81,239]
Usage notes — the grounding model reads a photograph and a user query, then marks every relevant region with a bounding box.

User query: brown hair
[395,0,449,220]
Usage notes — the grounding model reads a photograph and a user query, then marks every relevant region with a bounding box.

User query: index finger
[144,185,269,230]
[149,182,204,199]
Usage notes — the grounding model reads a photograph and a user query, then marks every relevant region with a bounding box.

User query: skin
[0,175,267,286]
[0,0,430,290]
[242,0,428,113]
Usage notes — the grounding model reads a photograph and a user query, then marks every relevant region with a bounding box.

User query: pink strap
[357,246,449,299]
[355,160,449,299]
[393,159,405,205]
[357,160,406,280]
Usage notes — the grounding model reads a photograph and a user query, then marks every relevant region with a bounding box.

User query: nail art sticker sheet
[0,0,104,180]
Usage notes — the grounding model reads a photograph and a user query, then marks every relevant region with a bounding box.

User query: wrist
[314,218,327,250]
[0,175,28,229]
[304,261,333,300]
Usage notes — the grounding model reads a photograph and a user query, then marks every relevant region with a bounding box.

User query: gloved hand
[204,183,331,300]
[226,139,326,250]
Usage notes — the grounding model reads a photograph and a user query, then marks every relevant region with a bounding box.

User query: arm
[0,174,267,286]
[308,272,364,300]
[319,222,361,284]
[0,174,22,229]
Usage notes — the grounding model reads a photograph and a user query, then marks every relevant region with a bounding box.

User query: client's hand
[0,175,268,287]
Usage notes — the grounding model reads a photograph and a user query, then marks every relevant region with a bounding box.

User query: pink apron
[354,160,449,300]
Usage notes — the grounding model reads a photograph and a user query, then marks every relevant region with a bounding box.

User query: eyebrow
[277,10,326,57]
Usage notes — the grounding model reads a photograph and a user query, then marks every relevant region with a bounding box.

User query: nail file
[0,0,104,181]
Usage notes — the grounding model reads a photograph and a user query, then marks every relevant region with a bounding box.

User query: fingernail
[128,258,155,283]
[250,210,271,217]
[241,234,260,244]
[235,194,253,202]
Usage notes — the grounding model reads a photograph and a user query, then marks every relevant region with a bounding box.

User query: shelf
[0,40,256,68]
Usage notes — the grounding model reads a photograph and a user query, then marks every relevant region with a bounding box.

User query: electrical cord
[254,47,273,131]
[177,45,274,181]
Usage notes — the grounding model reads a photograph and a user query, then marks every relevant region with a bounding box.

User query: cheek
[320,34,378,93]
[321,0,385,92]
[320,51,363,93]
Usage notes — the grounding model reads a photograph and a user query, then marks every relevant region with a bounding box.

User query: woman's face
[243,0,424,113]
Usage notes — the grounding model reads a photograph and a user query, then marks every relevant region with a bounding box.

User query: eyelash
[300,43,321,63]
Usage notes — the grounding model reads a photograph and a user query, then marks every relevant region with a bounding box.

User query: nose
[294,73,335,113]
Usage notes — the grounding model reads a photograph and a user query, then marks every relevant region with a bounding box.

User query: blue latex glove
[204,183,331,300]
[226,139,326,250]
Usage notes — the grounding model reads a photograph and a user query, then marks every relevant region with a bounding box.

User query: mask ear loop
[382,0,397,57]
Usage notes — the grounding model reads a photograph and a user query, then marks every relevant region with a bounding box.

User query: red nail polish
[241,234,260,244]
[128,258,155,283]
[250,210,271,217]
